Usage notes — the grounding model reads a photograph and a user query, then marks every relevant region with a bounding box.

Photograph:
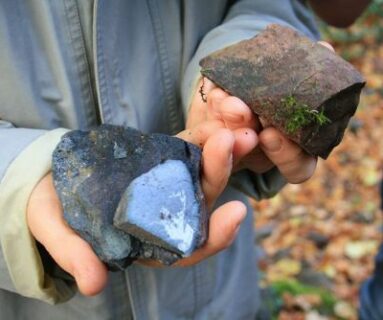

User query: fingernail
[262,137,282,152]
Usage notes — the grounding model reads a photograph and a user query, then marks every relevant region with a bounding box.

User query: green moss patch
[280,95,331,134]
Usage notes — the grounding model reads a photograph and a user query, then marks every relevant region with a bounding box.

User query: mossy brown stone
[200,24,365,158]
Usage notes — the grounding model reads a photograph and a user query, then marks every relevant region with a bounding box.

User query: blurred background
[254,1,383,319]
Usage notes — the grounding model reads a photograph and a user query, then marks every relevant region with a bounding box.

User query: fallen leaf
[305,310,329,320]
[275,259,302,276]
[334,301,357,319]
[344,240,379,260]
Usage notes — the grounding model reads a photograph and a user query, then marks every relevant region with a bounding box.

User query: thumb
[175,200,247,266]
[27,174,108,296]
[201,128,235,209]
[259,127,317,183]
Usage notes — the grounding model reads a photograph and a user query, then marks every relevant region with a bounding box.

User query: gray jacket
[0,1,319,319]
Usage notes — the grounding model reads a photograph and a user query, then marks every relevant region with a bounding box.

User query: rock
[52,125,206,269]
[200,24,365,158]
[114,159,203,258]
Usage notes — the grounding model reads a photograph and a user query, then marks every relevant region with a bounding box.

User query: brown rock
[200,24,365,158]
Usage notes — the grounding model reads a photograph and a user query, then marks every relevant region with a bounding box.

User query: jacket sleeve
[181,0,320,200]
[0,120,74,304]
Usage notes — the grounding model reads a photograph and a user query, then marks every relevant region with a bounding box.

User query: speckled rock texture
[200,24,365,158]
[52,125,207,269]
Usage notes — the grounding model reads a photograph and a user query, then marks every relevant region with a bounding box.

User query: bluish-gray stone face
[52,125,207,269]
[114,160,200,257]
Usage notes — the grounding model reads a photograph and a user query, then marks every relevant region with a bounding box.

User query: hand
[139,122,248,268]
[26,122,247,295]
[173,124,248,267]
[27,173,108,296]
[188,78,316,184]
[187,41,337,183]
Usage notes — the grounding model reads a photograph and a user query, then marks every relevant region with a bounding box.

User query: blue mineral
[114,160,201,257]
[52,125,206,269]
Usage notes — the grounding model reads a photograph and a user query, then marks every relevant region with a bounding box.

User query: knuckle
[205,174,228,202]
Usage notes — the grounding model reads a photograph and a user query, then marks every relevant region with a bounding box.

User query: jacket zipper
[92,0,105,124]
[147,0,184,134]
[64,0,101,127]
[93,0,135,318]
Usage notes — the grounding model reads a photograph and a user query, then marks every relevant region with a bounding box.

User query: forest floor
[254,5,383,320]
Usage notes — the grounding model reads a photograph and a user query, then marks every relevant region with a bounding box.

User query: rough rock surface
[52,125,206,269]
[200,24,365,158]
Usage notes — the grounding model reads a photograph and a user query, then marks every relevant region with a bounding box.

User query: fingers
[205,92,262,171]
[201,128,235,209]
[232,128,259,170]
[175,201,247,267]
[207,90,260,131]
[179,125,236,211]
[238,146,274,173]
[206,88,229,121]
[186,78,217,129]
[176,120,225,147]
[259,127,317,184]
[27,174,108,296]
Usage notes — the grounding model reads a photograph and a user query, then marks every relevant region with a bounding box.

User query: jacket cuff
[0,128,74,304]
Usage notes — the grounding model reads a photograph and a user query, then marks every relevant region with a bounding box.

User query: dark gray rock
[52,125,206,269]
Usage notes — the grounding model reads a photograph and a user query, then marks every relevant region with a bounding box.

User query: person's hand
[194,80,317,184]
[186,41,336,184]
[27,173,108,296]
[171,123,248,267]
[129,122,249,267]
[26,122,247,295]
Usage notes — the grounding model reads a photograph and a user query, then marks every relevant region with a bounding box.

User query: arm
[308,0,371,27]
[0,122,75,303]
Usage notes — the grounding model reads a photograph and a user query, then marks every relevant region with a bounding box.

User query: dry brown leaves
[253,10,383,320]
